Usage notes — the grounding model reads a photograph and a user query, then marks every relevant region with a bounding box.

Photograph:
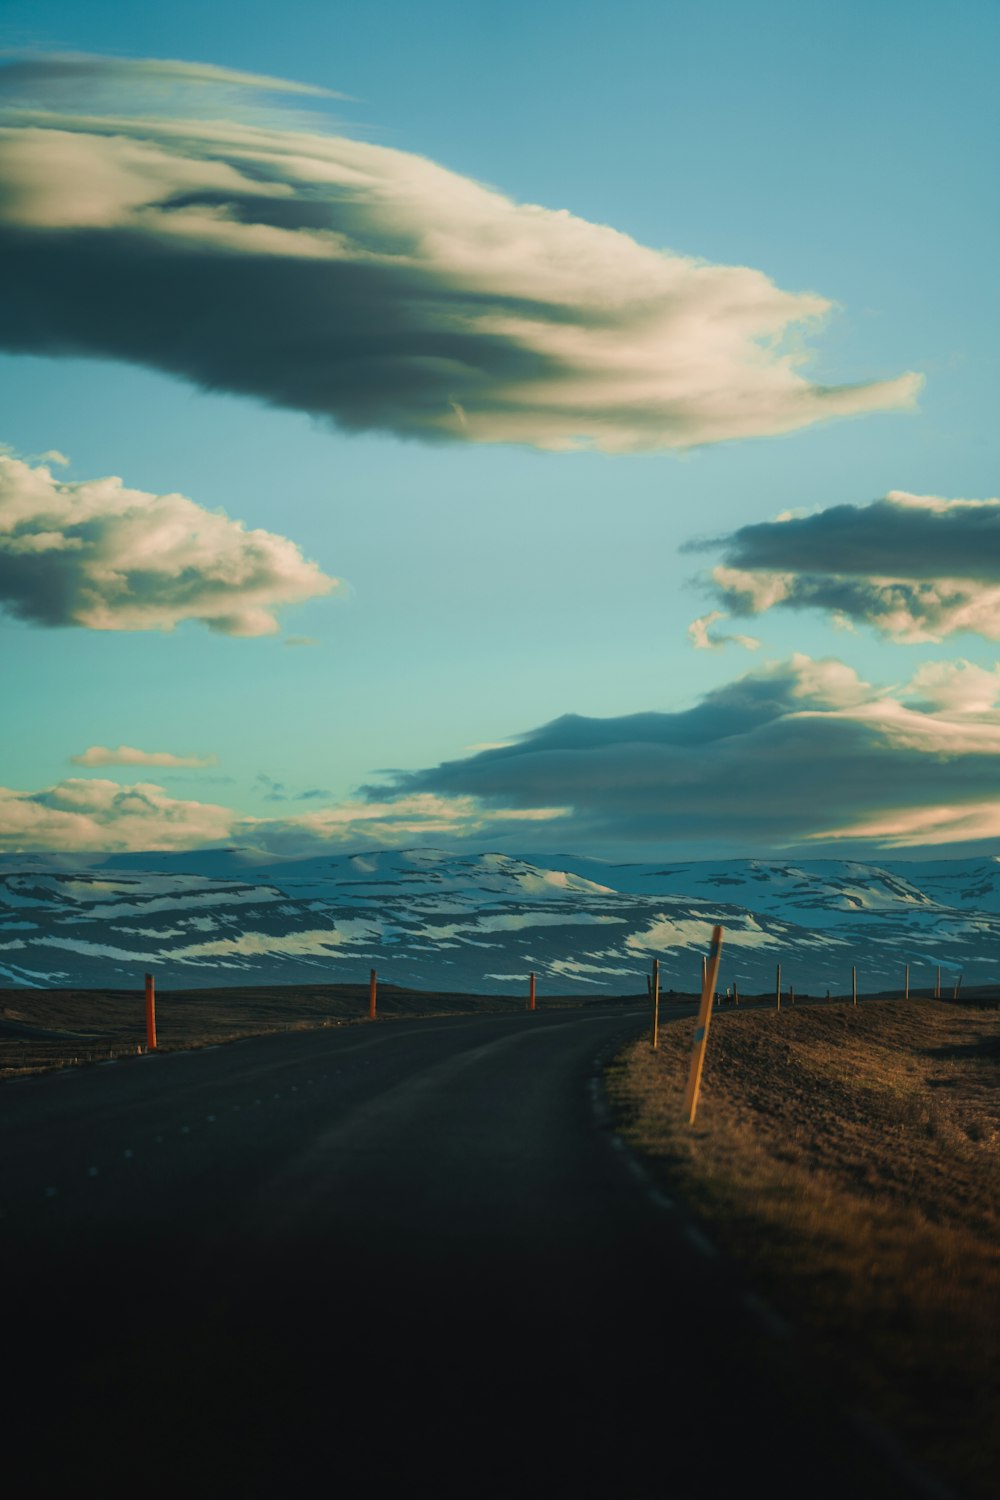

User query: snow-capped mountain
[1,847,998,994]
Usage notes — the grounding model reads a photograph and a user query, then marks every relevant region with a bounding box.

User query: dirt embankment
[607,998,999,1499]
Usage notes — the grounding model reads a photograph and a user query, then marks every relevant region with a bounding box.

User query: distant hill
[1,847,998,994]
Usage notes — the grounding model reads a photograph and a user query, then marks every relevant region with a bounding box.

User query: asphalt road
[1,1007,928,1498]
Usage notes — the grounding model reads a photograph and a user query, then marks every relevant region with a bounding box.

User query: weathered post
[953,973,962,1001]
[904,963,910,1001]
[852,965,857,1006]
[935,966,941,1000]
[144,972,157,1051]
[369,967,377,1021]
[684,926,724,1125]
[650,958,660,1051]
[529,971,536,1012]
[776,962,781,1012]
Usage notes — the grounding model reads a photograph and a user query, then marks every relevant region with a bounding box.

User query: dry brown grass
[606,998,1000,1499]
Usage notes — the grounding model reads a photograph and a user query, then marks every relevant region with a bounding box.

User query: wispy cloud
[0,780,566,855]
[687,609,760,651]
[0,449,337,634]
[71,745,217,769]
[0,55,920,454]
[368,654,1000,855]
[692,491,1000,642]
[0,52,342,100]
[14,655,1000,858]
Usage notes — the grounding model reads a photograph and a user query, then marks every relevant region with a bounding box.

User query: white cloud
[901,659,1000,715]
[0,450,337,633]
[687,609,760,651]
[809,802,1000,848]
[70,745,218,769]
[702,492,1000,642]
[15,651,1000,860]
[0,778,567,857]
[373,654,1000,856]
[0,56,921,453]
[0,779,235,852]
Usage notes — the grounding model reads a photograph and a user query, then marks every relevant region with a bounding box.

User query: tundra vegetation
[607,998,999,1499]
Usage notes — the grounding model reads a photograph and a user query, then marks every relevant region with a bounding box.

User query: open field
[607,997,1000,1498]
[0,981,642,1079]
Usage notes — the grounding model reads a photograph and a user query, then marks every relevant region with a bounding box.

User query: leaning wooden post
[369,967,377,1021]
[904,963,910,1001]
[144,972,157,1051]
[953,973,962,1001]
[776,962,781,1012]
[684,926,724,1125]
[650,958,660,1050]
[529,971,536,1012]
[852,965,857,1006]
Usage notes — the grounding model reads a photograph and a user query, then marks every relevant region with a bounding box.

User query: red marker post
[144,972,157,1051]
[369,968,377,1021]
[684,926,724,1125]
[528,971,536,1012]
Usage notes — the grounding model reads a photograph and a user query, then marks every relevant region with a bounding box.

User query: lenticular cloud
[0,55,921,453]
[700,491,1000,642]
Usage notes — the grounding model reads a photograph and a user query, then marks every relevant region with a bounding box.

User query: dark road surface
[1,1008,929,1497]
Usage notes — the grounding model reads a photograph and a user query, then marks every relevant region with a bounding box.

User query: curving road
[1,1007,925,1497]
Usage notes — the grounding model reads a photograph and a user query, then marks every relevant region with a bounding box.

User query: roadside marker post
[953,974,963,1001]
[935,966,941,1000]
[650,958,660,1051]
[852,966,857,1006]
[684,926,724,1126]
[776,963,781,1012]
[369,968,377,1021]
[905,963,910,1001]
[144,973,157,1051]
[529,971,536,1012]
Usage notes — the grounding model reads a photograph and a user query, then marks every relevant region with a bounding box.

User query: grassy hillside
[607,998,999,1498]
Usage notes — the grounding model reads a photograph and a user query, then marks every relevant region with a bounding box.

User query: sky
[0,0,998,864]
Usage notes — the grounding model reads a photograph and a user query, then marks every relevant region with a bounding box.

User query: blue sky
[1,1,999,861]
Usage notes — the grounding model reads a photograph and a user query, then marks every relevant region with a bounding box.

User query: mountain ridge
[2,847,998,994]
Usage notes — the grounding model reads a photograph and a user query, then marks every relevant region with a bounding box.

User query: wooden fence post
[953,974,962,1001]
[904,963,909,1001]
[935,966,941,999]
[369,968,377,1021]
[684,926,724,1125]
[776,962,781,1012]
[852,965,857,1006]
[144,973,156,1051]
[650,958,660,1050]
[529,971,536,1011]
